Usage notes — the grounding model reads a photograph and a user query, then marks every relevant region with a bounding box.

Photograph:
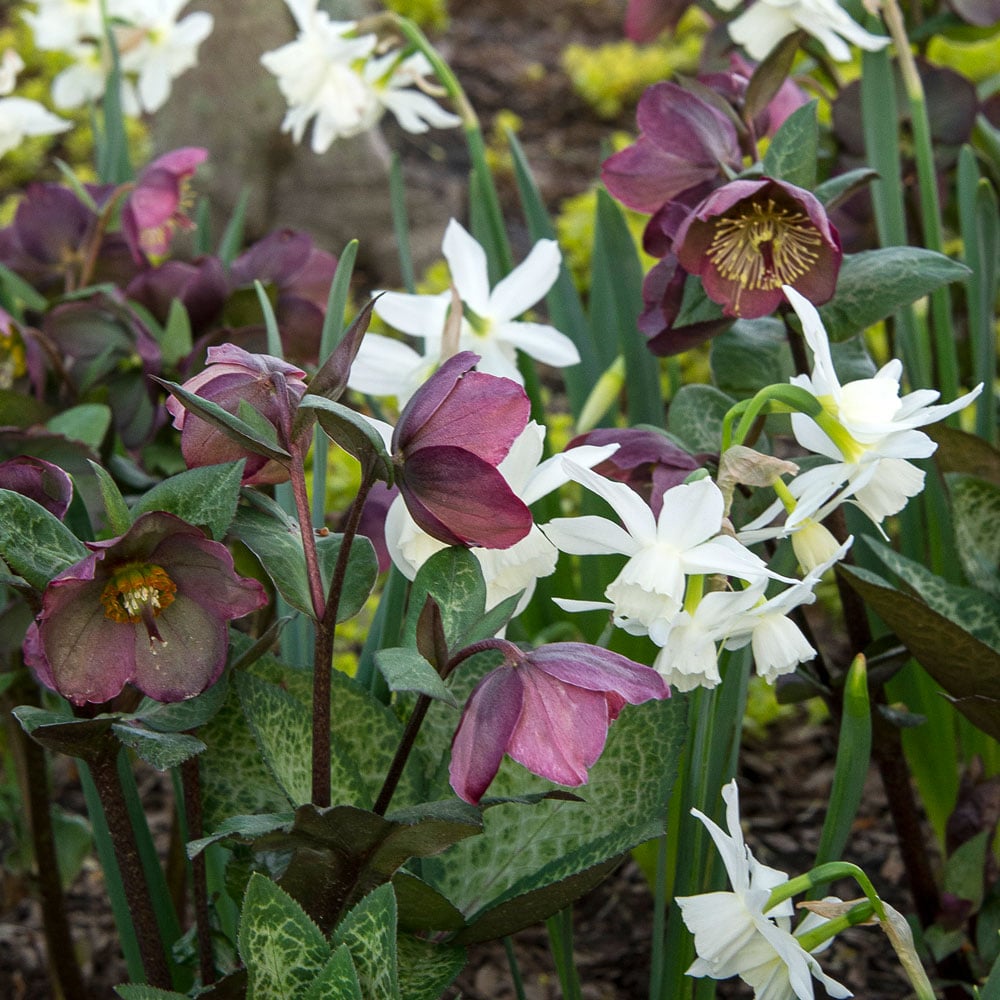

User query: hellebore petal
[449,640,667,803]
[674,178,842,319]
[23,511,266,706]
[0,455,73,519]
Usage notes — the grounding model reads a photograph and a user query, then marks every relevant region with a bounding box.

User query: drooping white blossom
[0,48,71,158]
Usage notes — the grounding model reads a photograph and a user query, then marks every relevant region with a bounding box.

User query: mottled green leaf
[711,318,790,399]
[667,384,735,454]
[301,945,362,1000]
[48,403,112,450]
[132,674,230,733]
[946,473,1000,598]
[303,396,393,483]
[115,986,190,999]
[402,547,487,652]
[239,874,332,1000]
[762,99,818,188]
[817,249,970,342]
[187,812,293,859]
[331,883,400,1000]
[131,461,244,540]
[376,647,458,706]
[0,489,88,589]
[396,934,465,1000]
[111,724,205,771]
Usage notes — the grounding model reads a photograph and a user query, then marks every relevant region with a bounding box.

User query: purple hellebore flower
[567,428,713,518]
[126,256,229,336]
[122,147,207,263]
[450,640,668,804]
[0,455,73,519]
[23,511,267,706]
[391,351,533,550]
[601,82,742,216]
[625,0,694,40]
[165,343,309,485]
[674,178,842,319]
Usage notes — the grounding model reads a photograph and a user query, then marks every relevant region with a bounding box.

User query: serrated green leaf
[817,249,970,342]
[396,934,465,1000]
[86,459,132,535]
[0,489,88,589]
[814,167,879,210]
[187,812,293,858]
[301,945,363,1000]
[111,724,206,770]
[240,873,333,1000]
[115,986,190,999]
[133,673,230,733]
[12,707,114,758]
[403,547,487,651]
[762,99,818,188]
[303,396,393,482]
[231,507,377,621]
[667,384,735,454]
[376,648,458,706]
[946,473,1000,598]
[711,318,791,398]
[331,883,400,1000]
[131,461,244,540]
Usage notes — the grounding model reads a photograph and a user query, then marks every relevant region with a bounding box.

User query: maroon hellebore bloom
[391,351,532,549]
[601,82,742,216]
[121,147,207,263]
[0,456,73,519]
[165,343,309,485]
[23,511,267,706]
[674,178,842,318]
[450,641,668,804]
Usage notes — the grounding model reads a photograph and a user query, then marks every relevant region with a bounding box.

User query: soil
[0,0,939,997]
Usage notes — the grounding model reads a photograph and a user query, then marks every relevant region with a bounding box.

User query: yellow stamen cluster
[0,330,27,390]
[706,199,822,293]
[100,563,177,624]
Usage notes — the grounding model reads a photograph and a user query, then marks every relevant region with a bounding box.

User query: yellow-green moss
[382,0,449,31]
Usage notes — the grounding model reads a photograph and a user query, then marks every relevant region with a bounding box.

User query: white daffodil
[385,422,617,616]
[346,332,439,407]
[677,781,852,1000]
[545,464,781,641]
[370,218,580,386]
[261,5,379,152]
[22,0,103,52]
[118,0,214,114]
[0,48,71,157]
[364,51,461,134]
[715,0,889,62]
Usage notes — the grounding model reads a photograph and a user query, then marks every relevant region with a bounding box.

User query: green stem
[181,756,215,987]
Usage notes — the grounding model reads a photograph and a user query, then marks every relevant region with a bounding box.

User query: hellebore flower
[674,179,842,319]
[23,511,267,706]
[364,218,579,388]
[390,351,532,549]
[715,0,889,62]
[450,640,668,804]
[601,83,742,216]
[385,421,617,614]
[121,147,207,262]
[126,255,228,337]
[0,455,73,519]
[165,343,309,485]
[677,781,851,1000]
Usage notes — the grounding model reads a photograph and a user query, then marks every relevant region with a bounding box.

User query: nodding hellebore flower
[450,640,668,804]
[391,351,533,549]
[121,147,207,263]
[165,343,309,485]
[23,511,267,706]
[674,178,842,319]
[0,455,73,519]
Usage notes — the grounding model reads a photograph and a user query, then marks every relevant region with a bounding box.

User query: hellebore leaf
[130,461,245,540]
[946,473,1000,598]
[402,547,486,652]
[762,99,818,189]
[395,934,466,1000]
[302,395,393,483]
[376,647,459,706]
[0,489,88,590]
[111,724,206,771]
[330,883,400,1000]
[239,873,332,1000]
[817,249,970,342]
[301,946,362,1000]
[667,384,735,454]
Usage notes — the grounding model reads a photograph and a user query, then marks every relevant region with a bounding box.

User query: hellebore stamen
[100,563,177,625]
[707,199,822,293]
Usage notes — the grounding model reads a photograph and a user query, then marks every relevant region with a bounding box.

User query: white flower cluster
[24,0,213,116]
[0,48,71,158]
[260,0,461,153]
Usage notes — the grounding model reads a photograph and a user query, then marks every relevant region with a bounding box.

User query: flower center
[706,199,822,294]
[0,330,27,390]
[100,562,177,624]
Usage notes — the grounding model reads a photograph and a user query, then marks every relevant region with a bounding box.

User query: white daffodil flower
[677,781,852,1000]
[0,48,71,157]
[384,422,617,616]
[22,0,103,52]
[546,464,780,641]
[119,0,214,114]
[369,218,580,386]
[364,51,462,134]
[715,0,889,62]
